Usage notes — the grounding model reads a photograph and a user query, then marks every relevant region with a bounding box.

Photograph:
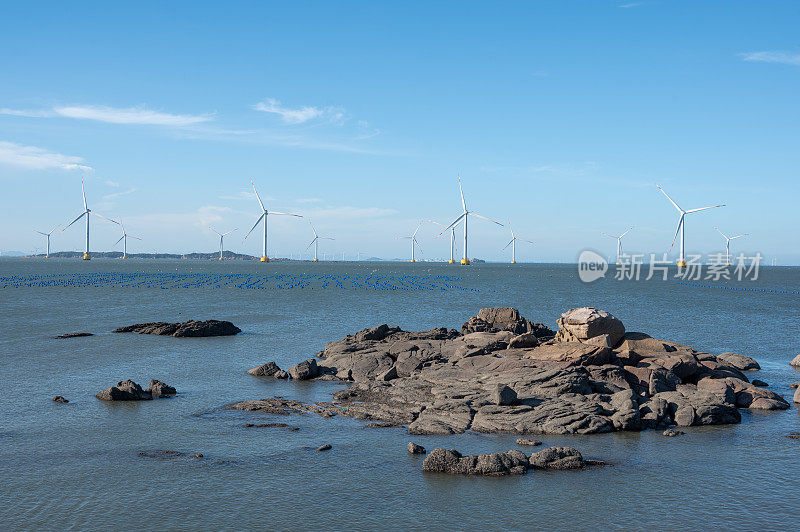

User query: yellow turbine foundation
[677,260,687,267]
[260,256,269,262]
[448,259,455,264]
[82,253,91,260]
[461,258,470,265]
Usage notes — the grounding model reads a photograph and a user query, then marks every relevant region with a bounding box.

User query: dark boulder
[96,379,152,401]
[408,442,426,454]
[422,448,529,476]
[289,359,320,380]
[114,320,241,337]
[528,446,586,470]
[247,362,282,377]
[147,379,176,397]
[317,444,332,451]
[492,384,518,406]
[52,395,69,403]
[54,332,93,339]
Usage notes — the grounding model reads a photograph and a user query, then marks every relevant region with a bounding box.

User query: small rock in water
[52,395,69,403]
[365,422,401,428]
[114,320,240,337]
[96,379,152,401]
[54,332,93,339]
[191,453,203,458]
[790,383,799,389]
[663,429,685,437]
[529,447,586,470]
[138,450,185,459]
[147,379,177,397]
[408,442,426,454]
[317,444,332,451]
[787,433,800,440]
[422,448,529,476]
[790,354,800,367]
[247,362,282,377]
[516,438,543,446]
[751,379,768,387]
[794,387,800,404]
[289,359,320,380]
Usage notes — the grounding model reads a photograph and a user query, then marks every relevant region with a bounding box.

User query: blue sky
[1,0,798,262]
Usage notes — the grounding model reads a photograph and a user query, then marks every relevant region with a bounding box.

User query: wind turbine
[306,220,334,262]
[715,227,748,266]
[63,178,118,260]
[440,175,503,265]
[243,180,303,262]
[113,222,141,259]
[428,219,458,264]
[34,225,58,258]
[656,184,724,267]
[600,226,634,265]
[503,221,534,264]
[397,222,423,262]
[211,227,236,260]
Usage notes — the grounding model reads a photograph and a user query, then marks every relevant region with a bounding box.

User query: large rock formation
[114,320,241,337]
[229,307,790,436]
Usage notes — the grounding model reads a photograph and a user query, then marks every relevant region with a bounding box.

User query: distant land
[14,251,488,263]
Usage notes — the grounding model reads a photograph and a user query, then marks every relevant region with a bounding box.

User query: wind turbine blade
[730,234,748,240]
[502,239,514,250]
[413,237,423,254]
[600,231,618,239]
[457,174,466,211]
[251,179,266,212]
[714,226,728,239]
[686,204,725,214]
[91,211,119,224]
[427,219,445,227]
[520,239,535,244]
[129,236,143,240]
[270,211,302,217]
[655,183,683,213]
[396,236,412,240]
[210,227,222,236]
[35,230,47,236]
[321,237,335,240]
[412,221,422,237]
[305,238,317,252]
[439,212,466,235]
[114,235,125,246]
[222,229,237,236]
[469,212,503,226]
[669,215,684,251]
[49,225,59,235]
[619,226,634,238]
[243,213,265,241]
[63,211,86,230]
[81,178,87,210]
[308,220,318,237]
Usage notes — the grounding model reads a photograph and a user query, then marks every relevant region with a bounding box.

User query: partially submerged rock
[317,444,332,451]
[147,379,176,398]
[54,332,93,339]
[663,428,685,437]
[422,448,529,476]
[717,353,760,371]
[247,362,283,377]
[232,307,784,437]
[96,379,176,401]
[114,320,241,337]
[790,355,800,367]
[52,395,69,403]
[408,442,426,454]
[516,438,542,446]
[529,446,587,470]
[794,387,800,404]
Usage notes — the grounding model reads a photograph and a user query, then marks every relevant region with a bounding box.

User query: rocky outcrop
[717,353,760,371]
[790,355,800,367]
[114,320,241,337]
[408,442,426,454]
[247,362,282,377]
[96,379,176,401]
[528,447,587,470]
[422,448,529,476]
[232,307,783,437]
[555,308,625,348]
[461,308,554,338]
[52,395,69,403]
[54,332,93,339]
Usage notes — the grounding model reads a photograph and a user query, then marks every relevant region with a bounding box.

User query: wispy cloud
[0,141,91,171]
[740,51,800,67]
[619,2,644,7]
[301,205,398,220]
[101,187,137,202]
[253,98,343,125]
[0,105,212,126]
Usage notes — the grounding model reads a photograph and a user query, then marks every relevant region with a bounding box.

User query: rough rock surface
[717,353,760,371]
[516,438,542,446]
[247,362,282,377]
[114,320,241,337]
[790,355,800,367]
[52,395,69,403]
[96,379,152,401]
[528,447,586,470]
[147,379,177,397]
[54,332,93,339]
[794,387,800,404]
[408,442,426,454]
[422,448,529,476]
[232,308,786,436]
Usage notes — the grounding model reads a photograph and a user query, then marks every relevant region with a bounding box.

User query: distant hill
[27,251,264,260]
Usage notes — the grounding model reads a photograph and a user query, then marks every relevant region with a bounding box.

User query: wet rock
[528,447,586,470]
[96,379,152,401]
[114,320,241,337]
[275,370,289,379]
[289,359,319,380]
[138,450,184,459]
[717,353,760,371]
[492,384,518,406]
[408,442,426,454]
[422,448,529,476]
[663,428,685,437]
[794,387,800,404]
[555,308,625,348]
[191,453,203,458]
[54,332,93,339]
[516,438,542,446]
[317,444,332,451]
[790,354,800,367]
[146,379,176,397]
[52,395,69,403]
[247,362,282,377]
[751,379,768,387]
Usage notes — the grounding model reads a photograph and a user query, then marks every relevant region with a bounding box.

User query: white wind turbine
[306,220,334,262]
[114,222,141,259]
[503,221,534,264]
[656,184,725,267]
[715,227,748,266]
[440,175,503,265]
[34,225,59,258]
[243,179,302,262]
[600,226,634,265]
[397,222,423,263]
[63,178,118,260]
[428,219,458,264]
[211,227,236,260]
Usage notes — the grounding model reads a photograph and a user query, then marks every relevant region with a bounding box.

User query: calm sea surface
[1,259,799,530]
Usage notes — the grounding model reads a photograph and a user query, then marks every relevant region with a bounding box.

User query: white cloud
[52,105,213,126]
[619,2,644,7]
[740,51,800,67]
[0,141,91,171]
[253,98,335,124]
